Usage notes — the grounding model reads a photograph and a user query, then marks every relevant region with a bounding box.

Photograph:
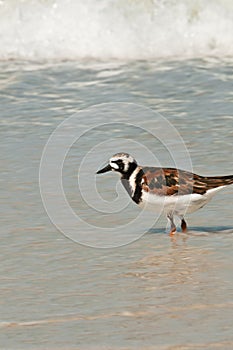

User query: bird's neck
[121,166,144,204]
[121,162,138,180]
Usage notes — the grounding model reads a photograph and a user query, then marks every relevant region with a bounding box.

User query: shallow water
[1,59,233,349]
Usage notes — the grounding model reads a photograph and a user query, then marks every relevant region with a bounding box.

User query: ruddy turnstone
[96,153,233,235]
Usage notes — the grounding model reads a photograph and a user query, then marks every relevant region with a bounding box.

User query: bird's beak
[96,164,112,174]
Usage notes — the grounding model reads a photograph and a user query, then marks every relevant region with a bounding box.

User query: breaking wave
[1,0,233,61]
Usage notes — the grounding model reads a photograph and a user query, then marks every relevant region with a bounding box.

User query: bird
[96,152,233,235]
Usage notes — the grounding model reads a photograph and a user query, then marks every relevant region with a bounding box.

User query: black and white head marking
[96,152,137,178]
[109,153,137,177]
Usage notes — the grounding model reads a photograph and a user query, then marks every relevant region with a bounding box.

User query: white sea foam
[1,0,233,61]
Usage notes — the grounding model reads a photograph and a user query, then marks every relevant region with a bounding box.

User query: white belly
[139,186,225,216]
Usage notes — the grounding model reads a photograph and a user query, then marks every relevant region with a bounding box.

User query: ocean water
[1,1,233,349]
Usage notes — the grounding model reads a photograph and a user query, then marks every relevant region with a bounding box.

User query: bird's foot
[169,227,177,236]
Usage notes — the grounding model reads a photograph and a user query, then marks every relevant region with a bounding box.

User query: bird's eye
[115,159,123,165]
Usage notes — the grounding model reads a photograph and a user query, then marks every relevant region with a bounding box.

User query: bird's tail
[203,175,233,188]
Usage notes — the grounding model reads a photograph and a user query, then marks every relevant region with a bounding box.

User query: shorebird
[96,153,233,235]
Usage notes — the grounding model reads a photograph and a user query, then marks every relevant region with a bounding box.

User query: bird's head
[96,153,137,177]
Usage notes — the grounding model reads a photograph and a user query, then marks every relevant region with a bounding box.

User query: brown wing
[140,167,233,196]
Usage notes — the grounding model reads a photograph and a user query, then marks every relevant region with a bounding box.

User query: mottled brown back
[141,167,233,196]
